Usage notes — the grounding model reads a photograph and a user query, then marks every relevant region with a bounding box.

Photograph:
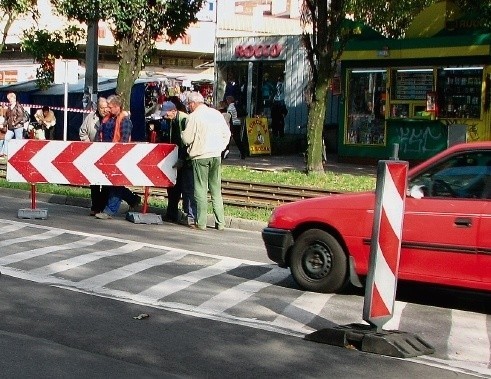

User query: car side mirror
[408,185,425,199]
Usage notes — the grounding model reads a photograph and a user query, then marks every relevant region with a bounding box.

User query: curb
[0,188,267,232]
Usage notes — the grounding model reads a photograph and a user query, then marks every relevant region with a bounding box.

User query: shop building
[337,1,491,163]
[215,35,313,135]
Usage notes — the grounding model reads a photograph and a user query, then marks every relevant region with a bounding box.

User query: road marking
[138,257,243,301]
[447,309,490,365]
[0,219,489,378]
[196,267,291,314]
[30,241,143,276]
[272,292,335,334]
[76,250,188,290]
[0,236,103,266]
[0,222,27,235]
[0,229,64,247]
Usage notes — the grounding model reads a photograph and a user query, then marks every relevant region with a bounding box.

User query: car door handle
[454,217,472,227]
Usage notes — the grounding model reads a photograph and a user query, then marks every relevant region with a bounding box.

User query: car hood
[268,191,375,231]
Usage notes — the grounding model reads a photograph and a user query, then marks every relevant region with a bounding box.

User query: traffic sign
[6,140,177,187]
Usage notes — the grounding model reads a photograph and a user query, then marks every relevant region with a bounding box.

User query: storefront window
[346,69,387,145]
[436,67,483,119]
[391,69,434,100]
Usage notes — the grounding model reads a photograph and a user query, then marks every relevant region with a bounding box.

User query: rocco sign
[234,43,283,59]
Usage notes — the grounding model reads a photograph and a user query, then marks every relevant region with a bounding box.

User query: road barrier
[6,139,177,223]
[306,160,435,358]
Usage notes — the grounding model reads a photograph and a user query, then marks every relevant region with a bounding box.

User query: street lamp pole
[84,19,99,110]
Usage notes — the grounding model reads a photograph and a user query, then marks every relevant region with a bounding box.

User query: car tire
[290,229,347,293]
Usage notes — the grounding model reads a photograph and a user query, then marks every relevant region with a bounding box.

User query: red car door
[478,200,491,289]
[400,197,479,288]
[397,150,490,290]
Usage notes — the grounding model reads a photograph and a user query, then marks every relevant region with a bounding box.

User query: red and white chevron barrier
[6,140,177,187]
[363,160,408,330]
[0,102,90,113]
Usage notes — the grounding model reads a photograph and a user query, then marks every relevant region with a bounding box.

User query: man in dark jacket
[4,92,25,155]
[160,101,196,225]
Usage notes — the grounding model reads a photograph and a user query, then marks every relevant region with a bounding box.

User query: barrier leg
[18,183,48,220]
[126,186,163,225]
[142,186,149,214]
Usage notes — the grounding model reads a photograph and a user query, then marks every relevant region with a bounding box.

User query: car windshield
[409,150,491,199]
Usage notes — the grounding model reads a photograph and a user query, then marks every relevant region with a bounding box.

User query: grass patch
[0,166,375,223]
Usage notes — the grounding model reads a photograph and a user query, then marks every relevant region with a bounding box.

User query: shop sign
[446,18,486,31]
[246,117,271,155]
[234,44,283,59]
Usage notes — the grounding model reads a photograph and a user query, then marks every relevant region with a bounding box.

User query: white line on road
[0,229,65,247]
[76,250,188,290]
[0,236,103,266]
[447,309,491,366]
[29,241,143,276]
[271,292,335,334]
[196,267,291,314]
[138,257,243,301]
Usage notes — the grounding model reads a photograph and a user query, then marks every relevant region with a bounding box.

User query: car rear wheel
[290,229,347,293]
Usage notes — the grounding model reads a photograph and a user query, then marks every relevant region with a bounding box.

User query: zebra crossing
[0,219,490,377]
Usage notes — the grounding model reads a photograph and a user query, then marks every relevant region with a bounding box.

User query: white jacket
[181,104,231,159]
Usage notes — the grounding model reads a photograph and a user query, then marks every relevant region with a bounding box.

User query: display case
[392,69,434,100]
[345,69,387,145]
[437,67,483,119]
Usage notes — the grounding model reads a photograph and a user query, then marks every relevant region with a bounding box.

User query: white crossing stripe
[447,309,491,365]
[76,250,188,290]
[196,267,291,314]
[30,241,143,276]
[138,257,243,301]
[272,292,334,334]
[0,236,103,266]
[0,223,27,235]
[0,229,64,247]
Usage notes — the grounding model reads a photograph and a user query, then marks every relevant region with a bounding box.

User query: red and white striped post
[363,160,408,331]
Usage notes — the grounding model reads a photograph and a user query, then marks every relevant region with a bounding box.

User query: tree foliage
[21,26,85,89]
[301,0,491,173]
[53,0,205,109]
[0,0,38,55]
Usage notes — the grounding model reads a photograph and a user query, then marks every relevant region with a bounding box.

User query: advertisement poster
[246,117,271,155]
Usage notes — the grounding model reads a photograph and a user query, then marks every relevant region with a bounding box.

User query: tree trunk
[306,78,329,173]
[116,37,146,111]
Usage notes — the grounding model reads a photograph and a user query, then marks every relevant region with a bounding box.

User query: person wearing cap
[160,100,196,225]
[181,92,231,231]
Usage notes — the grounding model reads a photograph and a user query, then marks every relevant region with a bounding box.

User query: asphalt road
[0,189,489,378]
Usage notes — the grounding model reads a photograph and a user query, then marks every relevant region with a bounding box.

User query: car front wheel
[290,229,347,293]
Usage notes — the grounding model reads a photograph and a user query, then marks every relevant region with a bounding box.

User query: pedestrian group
[79,92,232,231]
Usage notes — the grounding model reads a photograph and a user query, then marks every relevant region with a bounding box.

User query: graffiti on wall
[396,125,444,155]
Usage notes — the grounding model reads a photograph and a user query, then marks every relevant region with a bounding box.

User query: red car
[262,142,491,293]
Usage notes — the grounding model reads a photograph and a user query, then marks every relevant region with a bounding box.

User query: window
[346,69,387,145]
[410,151,491,199]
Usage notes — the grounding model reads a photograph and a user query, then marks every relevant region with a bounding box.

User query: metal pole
[85,20,99,108]
[390,143,399,160]
[63,60,68,141]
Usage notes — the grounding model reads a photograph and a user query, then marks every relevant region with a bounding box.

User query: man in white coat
[181,92,231,231]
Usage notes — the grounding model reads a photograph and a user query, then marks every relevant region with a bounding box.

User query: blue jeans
[103,186,138,215]
[4,128,24,155]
